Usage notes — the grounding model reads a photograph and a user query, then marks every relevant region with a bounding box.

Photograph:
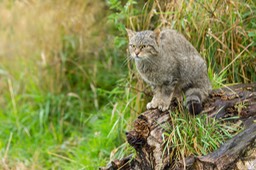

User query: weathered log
[192,123,256,170]
[205,83,256,121]
[101,83,256,170]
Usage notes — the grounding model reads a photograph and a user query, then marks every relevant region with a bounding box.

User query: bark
[191,123,256,170]
[100,83,256,170]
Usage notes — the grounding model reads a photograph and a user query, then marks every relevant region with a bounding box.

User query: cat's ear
[153,28,161,45]
[126,28,136,39]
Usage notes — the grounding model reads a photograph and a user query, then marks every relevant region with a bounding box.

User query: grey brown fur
[126,28,212,114]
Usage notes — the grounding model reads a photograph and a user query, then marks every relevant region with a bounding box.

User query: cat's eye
[140,45,146,49]
[129,44,135,48]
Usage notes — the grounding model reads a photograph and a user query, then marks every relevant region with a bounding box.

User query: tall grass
[107,0,255,167]
[0,0,255,169]
[0,0,129,169]
[0,0,106,94]
[109,0,256,85]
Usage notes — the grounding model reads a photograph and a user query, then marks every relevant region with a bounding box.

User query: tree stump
[101,83,256,170]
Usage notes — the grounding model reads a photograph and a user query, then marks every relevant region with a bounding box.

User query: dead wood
[191,123,256,170]
[100,83,256,170]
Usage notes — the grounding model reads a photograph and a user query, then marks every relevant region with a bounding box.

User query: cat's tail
[184,87,209,115]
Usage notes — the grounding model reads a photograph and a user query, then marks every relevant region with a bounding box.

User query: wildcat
[126,28,212,114]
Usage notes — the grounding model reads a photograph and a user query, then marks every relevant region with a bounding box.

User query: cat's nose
[135,49,140,56]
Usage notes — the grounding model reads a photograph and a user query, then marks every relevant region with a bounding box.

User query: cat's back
[158,29,207,81]
[159,29,185,46]
[159,29,199,56]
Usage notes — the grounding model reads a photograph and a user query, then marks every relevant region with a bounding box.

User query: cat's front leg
[146,85,161,110]
[146,81,177,111]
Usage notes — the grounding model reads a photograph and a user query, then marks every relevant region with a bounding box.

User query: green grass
[162,111,241,166]
[0,0,255,169]
[0,87,130,169]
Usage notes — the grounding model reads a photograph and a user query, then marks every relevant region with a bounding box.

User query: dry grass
[107,0,255,166]
[125,0,255,84]
[0,0,255,168]
[0,0,105,93]
[0,0,110,169]
[108,0,255,119]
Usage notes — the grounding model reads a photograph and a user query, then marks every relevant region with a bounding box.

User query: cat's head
[126,29,160,61]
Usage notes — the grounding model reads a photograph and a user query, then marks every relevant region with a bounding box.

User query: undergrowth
[163,111,241,167]
[107,0,255,167]
[0,0,255,169]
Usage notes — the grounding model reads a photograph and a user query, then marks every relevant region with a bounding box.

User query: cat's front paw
[146,101,157,110]
[158,103,169,112]
[146,99,169,111]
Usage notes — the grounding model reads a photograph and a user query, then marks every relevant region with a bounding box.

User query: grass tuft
[163,111,242,166]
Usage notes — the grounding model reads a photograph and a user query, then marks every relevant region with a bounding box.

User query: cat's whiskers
[122,55,133,66]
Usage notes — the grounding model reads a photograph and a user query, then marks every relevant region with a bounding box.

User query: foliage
[107,0,255,166]
[163,111,241,166]
[109,0,256,84]
[0,0,127,169]
[0,0,255,169]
